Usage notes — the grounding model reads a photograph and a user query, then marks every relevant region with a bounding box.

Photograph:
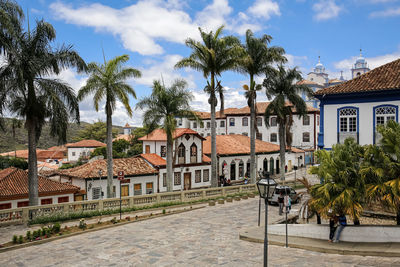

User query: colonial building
[46,157,158,201]
[203,135,305,181]
[0,167,80,209]
[138,128,211,192]
[315,58,400,149]
[65,139,106,162]
[113,123,134,142]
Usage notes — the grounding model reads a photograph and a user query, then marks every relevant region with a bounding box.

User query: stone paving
[0,198,399,266]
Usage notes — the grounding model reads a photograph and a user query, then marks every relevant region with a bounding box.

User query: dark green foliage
[53,222,61,233]
[74,121,120,142]
[12,235,17,244]
[26,230,31,241]
[18,235,23,244]
[90,139,130,159]
[0,155,28,169]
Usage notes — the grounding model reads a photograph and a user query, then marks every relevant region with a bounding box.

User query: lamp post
[180,166,184,191]
[98,169,102,199]
[256,173,277,267]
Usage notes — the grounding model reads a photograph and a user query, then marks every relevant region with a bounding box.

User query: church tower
[351,49,370,79]
[307,56,329,86]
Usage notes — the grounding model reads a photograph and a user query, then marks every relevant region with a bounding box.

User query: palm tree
[175,25,242,187]
[10,118,22,157]
[361,121,400,225]
[263,65,312,181]
[136,79,197,192]
[0,18,86,205]
[78,55,141,198]
[238,29,286,183]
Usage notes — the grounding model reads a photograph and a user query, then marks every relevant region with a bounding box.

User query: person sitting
[333,213,347,243]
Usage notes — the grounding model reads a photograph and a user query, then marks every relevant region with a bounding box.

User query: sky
[16,0,400,127]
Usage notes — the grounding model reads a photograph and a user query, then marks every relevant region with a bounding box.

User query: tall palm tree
[136,79,197,192]
[175,25,242,187]
[263,65,312,181]
[0,17,86,205]
[10,118,22,157]
[361,121,400,225]
[238,29,286,183]
[78,55,141,198]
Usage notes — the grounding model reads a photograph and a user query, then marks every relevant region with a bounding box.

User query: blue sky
[17,0,400,126]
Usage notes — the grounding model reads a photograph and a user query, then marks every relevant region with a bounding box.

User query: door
[74,195,84,202]
[121,185,129,197]
[145,145,150,154]
[184,172,191,190]
[288,160,292,172]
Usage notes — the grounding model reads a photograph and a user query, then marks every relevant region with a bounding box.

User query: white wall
[0,193,74,209]
[323,101,400,148]
[158,165,211,192]
[67,147,97,162]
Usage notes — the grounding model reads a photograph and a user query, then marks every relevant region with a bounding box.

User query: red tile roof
[66,140,106,148]
[315,58,400,95]
[0,167,80,200]
[203,135,304,156]
[138,128,204,141]
[296,80,322,86]
[113,134,134,142]
[0,150,64,161]
[50,157,158,179]
[140,153,166,166]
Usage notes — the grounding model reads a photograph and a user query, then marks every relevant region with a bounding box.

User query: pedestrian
[278,192,284,215]
[328,212,338,242]
[333,213,347,243]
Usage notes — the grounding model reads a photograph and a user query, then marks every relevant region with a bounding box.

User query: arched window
[230,160,236,180]
[263,158,268,173]
[269,158,274,174]
[238,160,244,178]
[190,143,197,163]
[374,105,398,144]
[338,107,359,144]
[178,143,185,164]
[276,157,280,174]
[242,117,248,126]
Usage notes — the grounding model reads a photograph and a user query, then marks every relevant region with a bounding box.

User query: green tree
[175,25,242,187]
[90,139,130,159]
[0,155,28,169]
[309,139,365,224]
[238,29,286,183]
[361,120,400,225]
[0,7,86,205]
[263,65,312,181]
[136,79,196,192]
[74,121,118,142]
[78,55,141,198]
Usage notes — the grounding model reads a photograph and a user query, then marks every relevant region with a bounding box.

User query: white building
[0,167,80,209]
[315,58,400,149]
[46,157,158,201]
[65,139,106,162]
[351,49,370,79]
[138,128,211,192]
[203,134,305,181]
[177,102,318,165]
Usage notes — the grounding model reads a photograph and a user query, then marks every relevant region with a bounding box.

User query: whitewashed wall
[0,193,74,209]
[67,147,97,162]
[158,165,211,192]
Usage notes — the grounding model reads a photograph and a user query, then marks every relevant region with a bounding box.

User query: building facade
[66,139,106,162]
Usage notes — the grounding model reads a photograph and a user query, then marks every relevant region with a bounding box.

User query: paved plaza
[0,198,399,266]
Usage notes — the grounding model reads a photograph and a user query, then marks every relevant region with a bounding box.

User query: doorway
[121,184,129,197]
[184,172,191,190]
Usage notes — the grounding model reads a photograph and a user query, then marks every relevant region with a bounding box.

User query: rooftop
[0,150,64,161]
[65,140,106,148]
[138,128,204,141]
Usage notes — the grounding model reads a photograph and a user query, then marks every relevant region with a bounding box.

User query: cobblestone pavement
[0,198,399,267]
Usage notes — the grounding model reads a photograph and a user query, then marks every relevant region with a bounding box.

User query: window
[178,143,185,164]
[174,172,181,185]
[375,106,396,126]
[145,145,150,154]
[17,201,29,207]
[0,203,11,210]
[190,143,197,163]
[242,132,248,136]
[146,183,153,194]
[82,151,86,157]
[317,115,320,126]
[270,133,277,142]
[200,122,204,128]
[41,198,53,205]
[256,133,262,140]
[242,117,248,126]
[303,132,310,142]
[160,146,166,157]
[229,118,235,126]
[163,173,167,187]
[58,196,69,203]
[92,187,102,199]
[195,170,201,183]
[238,160,244,178]
[220,120,225,127]
[207,122,211,128]
[72,152,76,157]
[193,122,197,128]
[134,184,142,195]
[339,108,357,132]
[257,117,262,127]
[270,117,277,127]
[203,170,210,182]
[178,119,182,126]
[303,115,310,126]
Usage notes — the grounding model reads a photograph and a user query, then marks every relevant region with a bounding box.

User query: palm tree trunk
[210,74,218,187]
[250,92,256,184]
[278,120,286,181]
[397,206,400,225]
[106,102,113,198]
[166,136,173,192]
[27,118,39,206]
[316,212,321,224]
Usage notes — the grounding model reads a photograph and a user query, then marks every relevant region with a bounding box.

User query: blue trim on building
[336,106,359,143]
[318,103,324,149]
[372,104,399,144]
[315,89,400,105]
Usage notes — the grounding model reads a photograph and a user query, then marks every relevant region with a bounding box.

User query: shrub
[78,219,87,230]
[26,231,31,241]
[37,229,42,237]
[53,222,61,233]
[110,217,117,224]
[32,230,38,239]
[162,209,166,214]
[18,235,23,244]
[12,235,17,244]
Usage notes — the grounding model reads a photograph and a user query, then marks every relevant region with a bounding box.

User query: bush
[79,219,87,230]
[53,222,61,233]
[110,217,117,224]
[162,209,166,214]
[18,235,23,244]
[12,235,17,244]
[26,231,31,241]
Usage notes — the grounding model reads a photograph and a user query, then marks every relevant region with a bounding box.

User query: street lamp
[256,173,277,267]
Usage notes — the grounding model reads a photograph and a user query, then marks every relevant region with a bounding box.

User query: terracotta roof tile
[52,157,158,179]
[138,128,204,141]
[202,154,211,163]
[0,167,80,200]
[315,58,400,95]
[0,150,64,161]
[296,80,321,86]
[140,153,166,166]
[113,134,134,142]
[66,140,106,148]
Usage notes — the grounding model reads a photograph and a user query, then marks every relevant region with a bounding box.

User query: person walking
[328,213,338,242]
[333,213,347,243]
[278,192,284,215]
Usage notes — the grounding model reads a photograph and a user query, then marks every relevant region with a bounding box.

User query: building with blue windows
[314,58,400,149]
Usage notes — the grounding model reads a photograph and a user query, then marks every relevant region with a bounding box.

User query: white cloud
[195,0,232,32]
[248,0,281,19]
[370,7,400,17]
[312,0,342,21]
